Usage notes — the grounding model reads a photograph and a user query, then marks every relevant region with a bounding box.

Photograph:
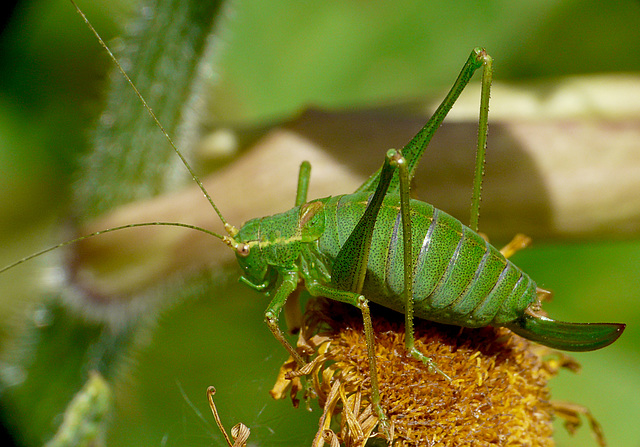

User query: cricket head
[227,218,270,291]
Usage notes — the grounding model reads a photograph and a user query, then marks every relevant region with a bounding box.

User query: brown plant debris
[207,386,251,447]
[271,299,606,447]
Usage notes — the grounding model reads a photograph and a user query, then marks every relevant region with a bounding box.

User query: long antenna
[70,0,237,236]
[0,222,226,275]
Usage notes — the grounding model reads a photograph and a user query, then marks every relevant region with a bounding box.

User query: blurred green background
[0,0,639,446]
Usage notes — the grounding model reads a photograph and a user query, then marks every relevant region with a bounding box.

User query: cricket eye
[237,243,250,257]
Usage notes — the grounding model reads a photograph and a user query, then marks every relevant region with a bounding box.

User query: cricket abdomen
[317,192,538,328]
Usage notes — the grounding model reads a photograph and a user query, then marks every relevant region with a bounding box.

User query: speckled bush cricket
[0,0,625,439]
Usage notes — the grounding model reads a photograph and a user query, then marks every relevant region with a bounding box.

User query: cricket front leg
[264,269,306,367]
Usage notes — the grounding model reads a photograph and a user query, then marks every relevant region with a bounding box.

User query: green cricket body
[237,193,530,327]
[235,192,623,353]
[229,49,625,372]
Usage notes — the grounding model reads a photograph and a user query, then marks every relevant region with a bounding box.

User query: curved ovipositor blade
[506,314,625,352]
